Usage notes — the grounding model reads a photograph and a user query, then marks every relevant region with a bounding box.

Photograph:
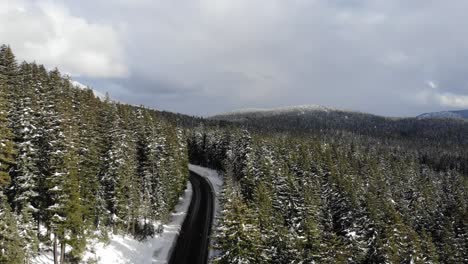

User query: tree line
[0,45,188,263]
[188,124,467,263]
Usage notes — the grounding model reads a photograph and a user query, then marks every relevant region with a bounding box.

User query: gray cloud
[6,0,468,116]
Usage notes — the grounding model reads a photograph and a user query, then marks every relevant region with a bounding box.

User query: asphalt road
[169,171,214,264]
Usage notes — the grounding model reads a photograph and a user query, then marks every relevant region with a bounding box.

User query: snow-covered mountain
[211,104,360,122]
[417,110,468,120]
[70,80,107,100]
[223,104,332,115]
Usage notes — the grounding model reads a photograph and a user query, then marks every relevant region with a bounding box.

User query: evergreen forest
[0,45,188,263]
[0,44,467,263]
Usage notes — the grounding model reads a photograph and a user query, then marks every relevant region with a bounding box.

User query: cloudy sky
[2,0,468,116]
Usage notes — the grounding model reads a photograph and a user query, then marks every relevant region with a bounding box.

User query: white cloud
[435,93,468,108]
[0,0,127,78]
[415,86,468,108]
[426,80,438,89]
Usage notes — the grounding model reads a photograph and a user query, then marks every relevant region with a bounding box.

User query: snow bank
[32,181,193,264]
[188,164,224,261]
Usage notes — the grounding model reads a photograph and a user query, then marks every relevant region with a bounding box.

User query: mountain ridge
[417,109,468,120]
[210,104,379,123]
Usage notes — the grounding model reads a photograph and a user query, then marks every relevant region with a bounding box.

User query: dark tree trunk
[37,220,40,240]
[53,233,58,264]
[60,241,65,264]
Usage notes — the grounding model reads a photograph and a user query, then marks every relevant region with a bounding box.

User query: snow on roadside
[32,181,193,264]
[188,164,224,261]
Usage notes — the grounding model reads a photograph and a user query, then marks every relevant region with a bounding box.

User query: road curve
[169,170,214,264]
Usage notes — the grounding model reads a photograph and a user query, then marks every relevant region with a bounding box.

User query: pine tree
[75,89,102,231]
[0,45,16,188]
[57,80,87,261]
[147,119,168,222]
[0,78,15,189]
[419,229,439,263]
[99,102,119,229]
[253,181,277,263]
[302,176,325,263]
[39,69,69,264]
[0,193,25,263]
[239,144,258,201]
[232,129,252,181]
[114,106,139,233]
[11,62,40,215]
[136,109,154,233]
[63,148,85,261]
[215,178,263,264]
[18,205,39,261]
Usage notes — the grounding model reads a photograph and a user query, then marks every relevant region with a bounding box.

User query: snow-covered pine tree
[62,147,85,260]
[99,101,119,229]
[74,88,102,231]
[252,181,277,263]
[173,128,189,205]
[57,80,87,260]
[232,129,252,182]
[40,69,69,264]
[0,193,25,263]
[5,62,42,262]
[92,96,117,232]
[17,205,39,261]
[269,160,307,263]
[132,108,158,236]
[0,45,17,189]
[114,105,139,233]
[0,76,15,189]
[148,119,169,222]
[11,62,40,215]
[0,45,19,120]
[239,143,258,202]
[214,174,263,264]
[270,161,292,224]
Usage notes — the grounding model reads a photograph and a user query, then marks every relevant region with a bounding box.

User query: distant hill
[211,104,371,122]
[210,104,468,144]
[211,104,390,125]
[417,109,468,120]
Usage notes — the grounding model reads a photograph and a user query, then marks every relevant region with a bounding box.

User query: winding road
[169,170,214,264]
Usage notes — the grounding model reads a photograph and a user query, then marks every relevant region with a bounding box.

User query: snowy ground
[32,181,193,264]
[188,164,223,261]
[31,165,222,264]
